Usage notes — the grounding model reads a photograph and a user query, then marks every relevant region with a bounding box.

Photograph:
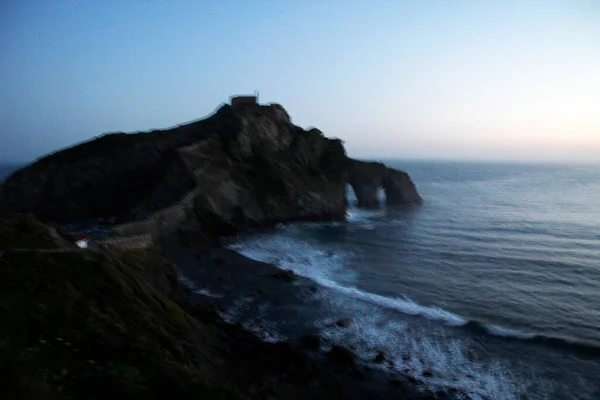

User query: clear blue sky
[1,0,599,163]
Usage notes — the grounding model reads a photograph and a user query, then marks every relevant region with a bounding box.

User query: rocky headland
[0,99,420,242]
[0,98,437,399]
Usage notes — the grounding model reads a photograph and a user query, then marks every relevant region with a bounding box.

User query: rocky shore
[178,245,462,400]
[0,98,440,399]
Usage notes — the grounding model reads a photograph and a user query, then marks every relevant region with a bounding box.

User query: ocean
[210,160,600,400]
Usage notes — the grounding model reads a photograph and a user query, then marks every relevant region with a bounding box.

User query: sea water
[222,160,600,399]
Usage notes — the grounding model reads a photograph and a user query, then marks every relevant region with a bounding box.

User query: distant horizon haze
[1,0,599,164]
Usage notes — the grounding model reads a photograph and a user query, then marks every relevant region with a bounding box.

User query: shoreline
[175,243,462,400]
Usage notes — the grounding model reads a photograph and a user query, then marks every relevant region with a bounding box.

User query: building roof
[73,233,88,241]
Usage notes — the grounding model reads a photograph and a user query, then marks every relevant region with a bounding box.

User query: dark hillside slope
[0,248,243,400]
[1,247,369,400]
[0,214,374,400]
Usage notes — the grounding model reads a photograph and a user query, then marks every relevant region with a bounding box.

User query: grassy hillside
[0,247,244,400]
[0,214,370,400]
[0,213,59,250]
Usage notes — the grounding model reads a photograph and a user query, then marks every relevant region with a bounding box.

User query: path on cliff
[0,248,81,257]
[48,227,76,249]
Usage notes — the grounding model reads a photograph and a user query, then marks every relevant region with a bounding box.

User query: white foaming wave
[228,234,532,399]
[229,235,466,327]
[345,207,407,230]
[241,302,286,343]
[178,273,201,291]
[241,320,285,343]
[219,297,285,343]
[177,274,195,289]
[332,286,467,326]
[228,235,356,286]
[195,288,222,298]
[316,290,525,400]
[219,296,254,324]
[345,207,385,223]
[486,325,537,340]
[178,273,223,298]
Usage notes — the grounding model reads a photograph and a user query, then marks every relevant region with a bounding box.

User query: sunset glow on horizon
[1,0,599,163]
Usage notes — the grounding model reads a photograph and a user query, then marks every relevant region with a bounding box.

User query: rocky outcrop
[0,101,420,244]
[0,103,347,232]
[384,168,422,206]
[348,159,421,208]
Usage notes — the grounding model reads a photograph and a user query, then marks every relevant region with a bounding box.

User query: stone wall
[112,219,157,238]
[111,184,200,241]
[98,233,153,251]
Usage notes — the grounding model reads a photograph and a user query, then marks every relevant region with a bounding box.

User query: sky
[1,0,599,164]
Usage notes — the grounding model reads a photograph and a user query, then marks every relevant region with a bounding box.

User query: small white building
[73,233,89,249]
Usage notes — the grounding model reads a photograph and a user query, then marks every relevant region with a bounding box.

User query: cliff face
[0,101,419,242]
[0,103,348,236]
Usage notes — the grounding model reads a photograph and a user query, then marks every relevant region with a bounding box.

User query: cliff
[0,101,420,244]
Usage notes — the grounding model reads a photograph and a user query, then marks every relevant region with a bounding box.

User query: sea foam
[227,233,526,399]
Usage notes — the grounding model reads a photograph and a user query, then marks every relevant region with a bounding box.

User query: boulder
[374,351,386,363]
[213,255,226,266]
[301,334,321,351]
[336,318,352,328]
[327,345,356,367]
[271,269,296,282]
[351,369,365,381]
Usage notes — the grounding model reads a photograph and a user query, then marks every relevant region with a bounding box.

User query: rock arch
[347,159,422,208]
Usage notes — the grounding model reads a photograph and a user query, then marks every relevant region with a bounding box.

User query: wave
[228,234,466,326]
[314,292,523,400]
[178,274,223,298]
[345,208,385,223]
[303,274,600,357]
[329,285,468,326]
[228,231,600,362]
[226,236,522,398]
[195,288,222,298]
[329,277,600,357]
[463,321,600,357]
[226,234,600,399]
[326,283,600,357]
[177,274,196,290]
[485,324,537,339]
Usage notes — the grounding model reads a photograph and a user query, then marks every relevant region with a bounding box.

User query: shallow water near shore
[183,160,600,400]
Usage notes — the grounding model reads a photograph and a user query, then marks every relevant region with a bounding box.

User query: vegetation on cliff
[0,213,59,250]
[0,245,245,400]
[0,215,364,400]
